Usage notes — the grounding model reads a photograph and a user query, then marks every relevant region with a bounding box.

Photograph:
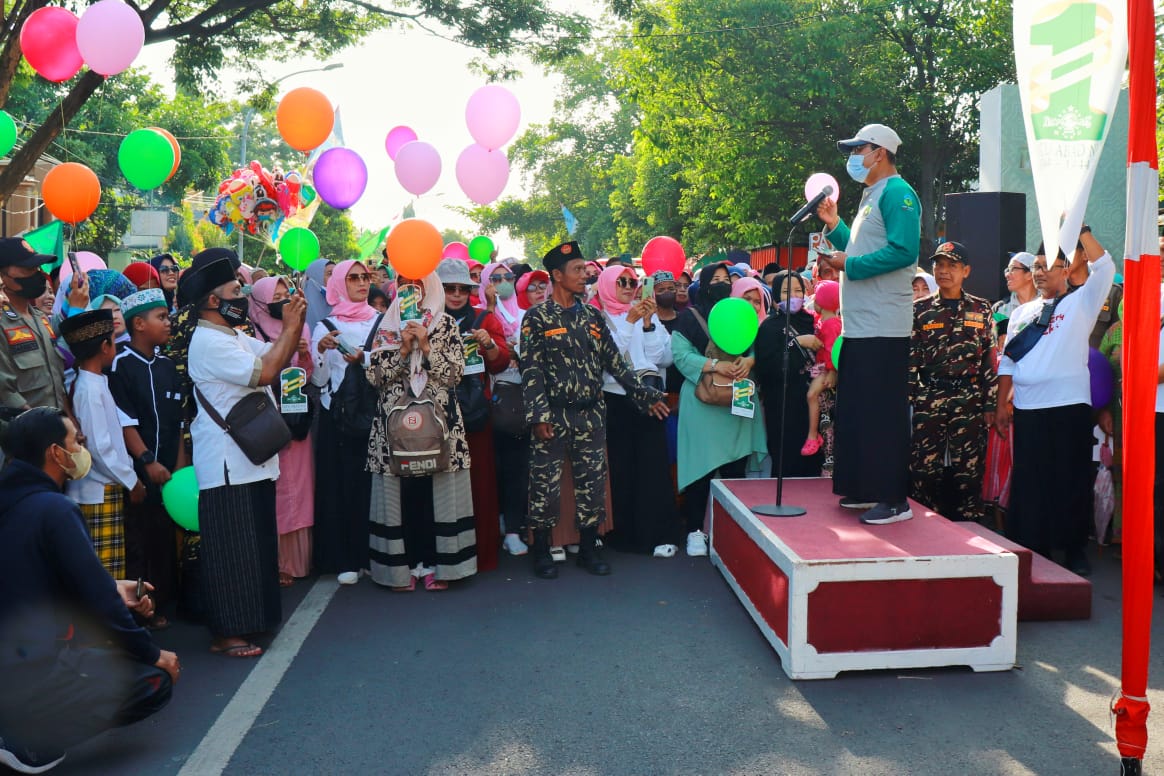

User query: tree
[0,0,593,202]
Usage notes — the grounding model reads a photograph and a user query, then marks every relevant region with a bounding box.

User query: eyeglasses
[1004,266,1030,275]
[1030,263,1067,272]
[527,282,548,291]
[347,273,372,283]
[489,273,515,284]
[443,284,472,294]
[616,278,639,289]
[157,265,180,274]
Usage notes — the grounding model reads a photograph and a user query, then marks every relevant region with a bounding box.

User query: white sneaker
[653,544,678,558]
[550,546,567,563]
[686,530,709,557]
[337,571,359,586]
[502,533,529,556]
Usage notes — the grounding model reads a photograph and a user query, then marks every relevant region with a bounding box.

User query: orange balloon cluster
[386,219,443,280]
[42,162,101,223]
[276,87,334,152]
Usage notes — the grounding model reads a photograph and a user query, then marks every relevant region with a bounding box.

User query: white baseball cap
[837,123,902,155]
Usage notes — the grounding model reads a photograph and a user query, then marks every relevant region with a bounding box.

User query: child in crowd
[60,308,144,577]
[801,280,841,456]
[109,289,185,625]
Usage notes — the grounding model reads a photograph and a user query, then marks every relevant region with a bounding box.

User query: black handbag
[194,385,291,465]
[491,381,528,437]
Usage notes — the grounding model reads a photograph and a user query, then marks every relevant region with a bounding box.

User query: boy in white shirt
[59,308,143,577]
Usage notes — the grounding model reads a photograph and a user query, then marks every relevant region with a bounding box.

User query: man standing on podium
[816,123,922,525]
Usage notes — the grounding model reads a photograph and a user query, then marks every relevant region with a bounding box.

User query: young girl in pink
[801,280,841,456]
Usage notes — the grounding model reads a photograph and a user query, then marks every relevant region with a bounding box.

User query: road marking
[177,577,339,776]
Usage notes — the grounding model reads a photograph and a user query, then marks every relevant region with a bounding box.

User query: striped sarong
[369,469,477,588]
[199,481,281,638]
[80,483,126,578]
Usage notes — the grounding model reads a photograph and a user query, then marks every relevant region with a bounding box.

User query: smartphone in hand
[67,252,83,285]
[135,577,145,600]
[641,276,654,301]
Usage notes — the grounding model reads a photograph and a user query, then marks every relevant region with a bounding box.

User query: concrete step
[961,522,1092,621]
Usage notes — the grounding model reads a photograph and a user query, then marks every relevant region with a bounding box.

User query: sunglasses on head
[443,284,472,294]
[490,273,515,283]
[347,273,372,283]
[616,277,639,289]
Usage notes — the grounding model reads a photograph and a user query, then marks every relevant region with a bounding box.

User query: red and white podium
[709,478,1018,680]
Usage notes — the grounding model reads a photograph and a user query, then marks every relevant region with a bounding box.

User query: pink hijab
[477,260,521,338]
[592,265,636,316]
[731,276,771,318]
[250,276,312,369]
[516,269,550,310]
[325,260,377,322]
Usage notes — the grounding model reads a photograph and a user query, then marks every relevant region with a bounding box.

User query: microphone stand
[753,222,808,517]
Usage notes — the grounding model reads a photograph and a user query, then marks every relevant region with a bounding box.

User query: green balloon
[118,128,175,190]
[468,235,495,263]
[831,334,843,368]
[0,111,17,157]
[708,297,760,356]
[279,227,320,271]
[162,466,200,531]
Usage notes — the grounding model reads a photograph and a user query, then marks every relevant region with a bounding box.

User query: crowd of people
[0,121,1155,772]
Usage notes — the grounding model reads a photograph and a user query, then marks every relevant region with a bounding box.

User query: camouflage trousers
[528,405,607,531]
[910,388,988,522]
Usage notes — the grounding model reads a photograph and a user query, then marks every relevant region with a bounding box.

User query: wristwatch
[709,358,719,373]
[137,450,156,466]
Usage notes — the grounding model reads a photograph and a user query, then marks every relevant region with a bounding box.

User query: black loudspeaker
[944,192,1027,303]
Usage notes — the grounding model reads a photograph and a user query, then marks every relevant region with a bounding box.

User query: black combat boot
[531,529,557,579]
[576,527,611,576]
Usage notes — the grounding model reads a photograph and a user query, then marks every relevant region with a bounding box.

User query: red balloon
[21,7,83,83]
[641,236,686,278]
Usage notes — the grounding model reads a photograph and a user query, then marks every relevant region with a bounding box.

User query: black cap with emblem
[542,241,583,274]
[0,238,55,270]
[929,240,971,265]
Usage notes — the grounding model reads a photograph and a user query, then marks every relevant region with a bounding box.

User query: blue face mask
[846,152,870,183]
[777,297,804,314]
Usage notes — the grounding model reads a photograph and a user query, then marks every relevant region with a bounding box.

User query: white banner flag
[1014,0,1127,263]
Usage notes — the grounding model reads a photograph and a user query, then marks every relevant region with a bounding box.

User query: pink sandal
[800,436,823,456]
[423,574,448,591]
[391,576,416,592]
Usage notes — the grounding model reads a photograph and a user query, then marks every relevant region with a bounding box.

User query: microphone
[788,186,833,225]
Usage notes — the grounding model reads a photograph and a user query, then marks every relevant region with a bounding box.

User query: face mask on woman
[777,297,804,314]
[496,282,516,300]
[704,282,731,304]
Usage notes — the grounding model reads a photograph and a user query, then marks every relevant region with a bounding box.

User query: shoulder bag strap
[689,308,712,339]
[363,313,386,350]
[193,384,230,432]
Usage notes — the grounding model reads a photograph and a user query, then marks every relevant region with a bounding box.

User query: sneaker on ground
[859,501,913,525]
[839,496,877,510]
[686,530,708,557]
[550,546,567,563]
[337,571,359,585]
[0,739,65,775]
[653,544,678,558]
[502,533,529,556]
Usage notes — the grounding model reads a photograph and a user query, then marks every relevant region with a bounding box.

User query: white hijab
[380,271,446,397]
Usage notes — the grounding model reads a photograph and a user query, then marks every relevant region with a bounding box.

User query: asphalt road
[39,544,1164,776]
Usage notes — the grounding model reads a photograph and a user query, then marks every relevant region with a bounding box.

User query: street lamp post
[237,62,344,263]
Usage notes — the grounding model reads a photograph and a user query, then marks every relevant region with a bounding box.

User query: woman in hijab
[671,262,767,557]
[753,271,823,479]
[303,258,335,332]
[515,268,549,310]
[366,270,477,590]
[437,258,509,569]
[676,270,693,311]
[123,261,161,292]
[912,269,938,300]
[593,265,679,557]
[310,260,381,586]
[731,276,772,319]
[251,276,315,586]
[477,260,522,342]
[149,253,180,312]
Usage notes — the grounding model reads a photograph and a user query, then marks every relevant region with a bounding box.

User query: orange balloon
[386,219,443,280]
[276,87,334,152]
[42,162,100,223]
[148,126,181,181]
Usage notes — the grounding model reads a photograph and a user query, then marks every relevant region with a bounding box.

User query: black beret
[542,241,583,273]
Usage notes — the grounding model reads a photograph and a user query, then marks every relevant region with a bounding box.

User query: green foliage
[311,206,360,263]
[441,227,471,245]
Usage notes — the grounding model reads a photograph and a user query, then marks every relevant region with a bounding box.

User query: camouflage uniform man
[909,241,997,522]
[522,241,670,579]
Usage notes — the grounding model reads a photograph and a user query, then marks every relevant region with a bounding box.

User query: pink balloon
[20,7,83,83]
[455,144,510,206]
[393,141,442,196]
[641,236,686,278]
[465,85,521,151]
[384,126,418,161]
[76,0,145,76]
[805,172,840,203]
[443,242,469,261]
[59,251,108,283]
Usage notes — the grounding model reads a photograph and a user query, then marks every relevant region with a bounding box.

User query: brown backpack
[385,391,451,477]
[687,308,734,406]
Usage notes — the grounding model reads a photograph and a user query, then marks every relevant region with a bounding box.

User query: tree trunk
[0,70,105,204]
[917,139,940,253]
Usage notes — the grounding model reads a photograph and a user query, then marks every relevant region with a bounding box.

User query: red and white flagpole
[1112,0,1158,773]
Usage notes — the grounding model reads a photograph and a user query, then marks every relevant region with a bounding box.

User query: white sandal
[653,544,678,558]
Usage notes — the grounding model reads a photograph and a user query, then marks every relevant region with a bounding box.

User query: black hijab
[768,271,815,331]
[675,262,730,354]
